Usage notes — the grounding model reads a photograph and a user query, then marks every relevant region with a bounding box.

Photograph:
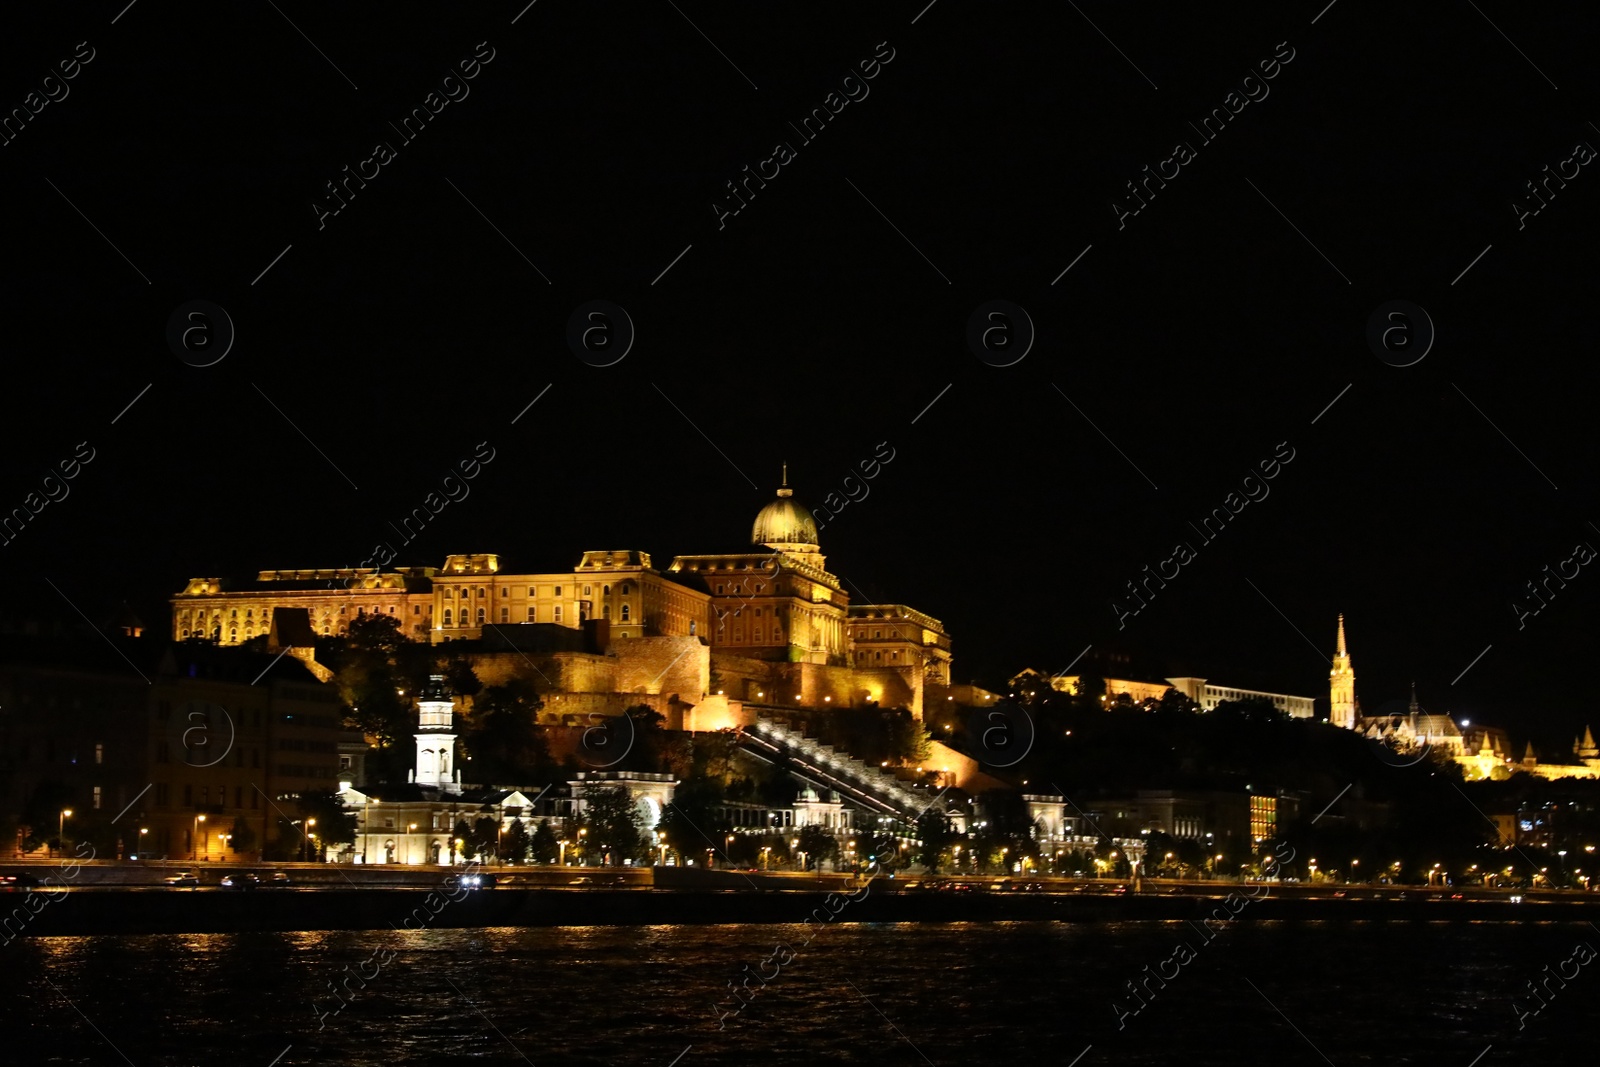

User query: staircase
[735,718,936,825]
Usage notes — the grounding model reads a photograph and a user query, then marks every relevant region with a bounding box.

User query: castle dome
[752,466,819,550]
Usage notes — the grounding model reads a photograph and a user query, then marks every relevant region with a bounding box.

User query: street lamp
[560,839,570,866]
[305,817,317,862]
[408,823,418,865]
[58,809,72,856]
[193,813,206,862]
[578,827,588,866]
[138,827,148,859]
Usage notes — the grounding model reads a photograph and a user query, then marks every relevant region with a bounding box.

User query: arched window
[443,609,453,625]
[476,608,485,624]
[443,588,453,599]
[621,584,630,595]
[603,604,611,619]
[621,604,631,621]
[229,628,238,641]
[181,629,189,638]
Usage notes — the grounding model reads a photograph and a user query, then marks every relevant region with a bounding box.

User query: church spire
[1330,614,1357,731]
[781,462,788,488]
[1408,680,1419,715]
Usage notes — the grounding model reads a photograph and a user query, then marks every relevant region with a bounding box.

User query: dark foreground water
[3,921,1593,1065]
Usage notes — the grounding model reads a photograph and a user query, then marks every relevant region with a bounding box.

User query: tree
[452,819,473,862]
[502,818,530,864]
[619,705,668,772]
[530,820,561,864]
[915,809,957,873]
[462,679,548,782]
[797,825,837,870]
[580,786,644,864]
[332,613,414,754]
[471,815,499,861]
[228,815,257,857]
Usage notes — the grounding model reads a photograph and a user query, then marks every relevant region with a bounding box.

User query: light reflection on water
[5,920,1595,1064]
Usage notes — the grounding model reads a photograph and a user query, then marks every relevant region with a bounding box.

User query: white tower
[414,674,458,792]
[1330,615,1357,730]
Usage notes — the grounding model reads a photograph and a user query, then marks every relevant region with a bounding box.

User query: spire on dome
[1408,681,1419,715]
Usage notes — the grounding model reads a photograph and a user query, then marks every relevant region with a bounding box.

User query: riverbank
[9,882,1600,937]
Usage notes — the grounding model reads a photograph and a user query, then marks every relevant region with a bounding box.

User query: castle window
[500,607,509,623]
[527,607,536,621]
[603,605,611,619]
[229,628,238,640]
[443,588,453,599]
[555,586,562,596]
[501,587,508,597]
[181,629,189,638]
[585,585,593,596]
[246,609,253,618]
[413,605,420,614]
[689,621,697,636]
[555,606,563,621]
[621,604,631,621]
[477,587,486,598]
[603,585,610,596]
[476,608,485,624]
[443,609,452,625]
[753,627,762,642]
[622,584,630,595]
[717,584,725,594]
[230,609,237,618]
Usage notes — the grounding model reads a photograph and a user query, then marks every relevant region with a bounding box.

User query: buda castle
[170,472,953,725]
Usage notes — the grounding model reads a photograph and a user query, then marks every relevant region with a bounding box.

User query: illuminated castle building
[171,472,953,721]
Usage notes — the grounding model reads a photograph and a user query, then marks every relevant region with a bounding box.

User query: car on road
[220,873,260,890]
[267,873,292,888]
[163,870,200,888]
[460,872,498,889]
[0,873,43,891]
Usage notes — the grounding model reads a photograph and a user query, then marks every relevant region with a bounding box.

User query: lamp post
[305,818,317,862]
[193,813,206,862]
[578,827,588,867]
[58,809,72,857]
[560,839,570,866]
[138,827,148,859]
[408,823,418,865]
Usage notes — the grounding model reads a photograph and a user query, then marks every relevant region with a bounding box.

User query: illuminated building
[1009,669,1316,717]
[171,471,954,720]
[1328,616,1600,780]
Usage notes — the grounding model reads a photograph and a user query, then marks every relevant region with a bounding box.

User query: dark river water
[3,920,1593,1065]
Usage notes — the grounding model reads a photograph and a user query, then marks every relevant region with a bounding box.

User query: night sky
[5,2,1598,747]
